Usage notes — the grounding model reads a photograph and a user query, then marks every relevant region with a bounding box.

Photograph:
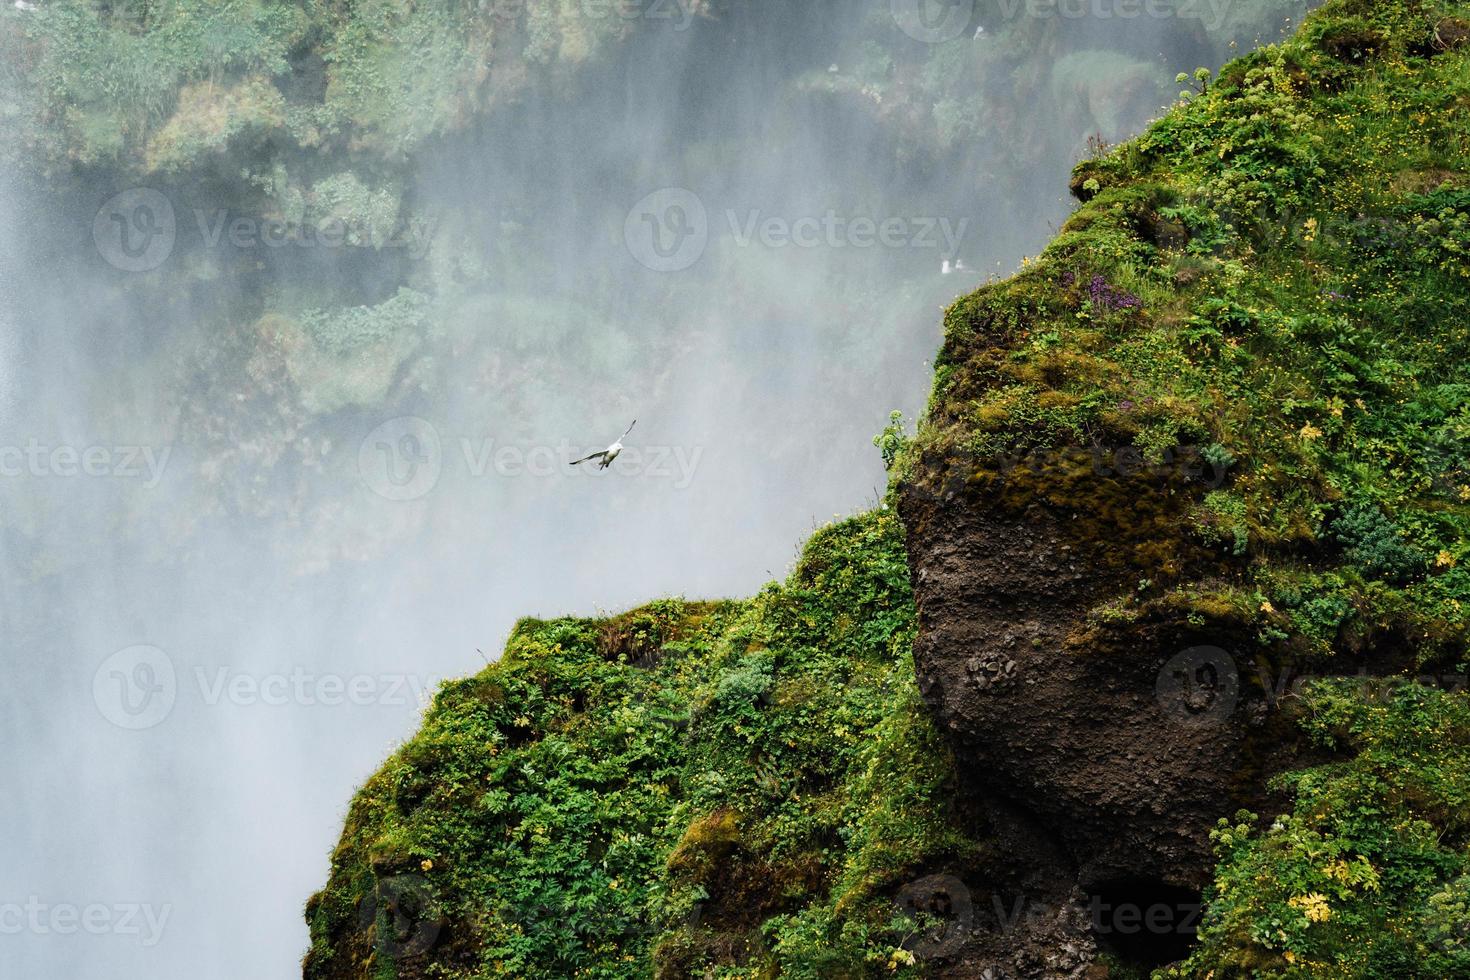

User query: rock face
[897,449,1290,975]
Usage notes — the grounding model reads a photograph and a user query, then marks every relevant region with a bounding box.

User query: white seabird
[570,420,636,471]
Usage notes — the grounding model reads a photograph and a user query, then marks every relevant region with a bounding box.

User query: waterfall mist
[0,2,1307,975]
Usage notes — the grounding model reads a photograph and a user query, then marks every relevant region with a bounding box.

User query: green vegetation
[304,1,1469,976]
[305,509,980,979]
[4,0,623,173]
[17,0,1460,974]
[903,0,1470,975]
[269,288,431,414]
[299,287,430,357]
[918,0,1470,663]
[0,0,1309,468]
[1167,680,1470,978]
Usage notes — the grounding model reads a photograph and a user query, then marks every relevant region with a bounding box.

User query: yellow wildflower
[1437,551,1456,568]
[1299,423,1322,440]
[420,859,434,872]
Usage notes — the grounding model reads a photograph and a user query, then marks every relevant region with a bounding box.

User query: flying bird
[570,420,636,470]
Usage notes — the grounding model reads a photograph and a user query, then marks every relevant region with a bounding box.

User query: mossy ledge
[308,1,1470,976]
[305,511,987,979]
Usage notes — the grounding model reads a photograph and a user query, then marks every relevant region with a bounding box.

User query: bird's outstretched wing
[570,451,605,466]
[621,419,637,439]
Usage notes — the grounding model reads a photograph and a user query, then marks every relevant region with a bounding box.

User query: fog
[0,2,1305,976]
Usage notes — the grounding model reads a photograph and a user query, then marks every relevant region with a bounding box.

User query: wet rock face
[897,450,1255,894]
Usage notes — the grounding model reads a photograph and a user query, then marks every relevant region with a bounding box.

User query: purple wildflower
[1088,274,1141,311]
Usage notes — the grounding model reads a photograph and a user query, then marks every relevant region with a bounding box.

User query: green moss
[282,1,1470,975]
[305,511,974,979]
[259,289,429,415]
[909,0,1470,661]
[12,1,304,168]
[144,74,285,172]
[1164,681,1470,979]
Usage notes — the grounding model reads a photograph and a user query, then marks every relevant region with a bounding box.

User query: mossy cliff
[305,511,983,979]
[307,1,1470,977]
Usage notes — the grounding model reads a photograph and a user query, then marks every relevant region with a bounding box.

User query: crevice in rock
[1084,877,1200,971]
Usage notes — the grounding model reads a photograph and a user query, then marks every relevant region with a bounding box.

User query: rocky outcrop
[887,5,1470,970]
[896,447,1305,975]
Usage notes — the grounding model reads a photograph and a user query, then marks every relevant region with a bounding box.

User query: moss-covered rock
[288,0,1470,976]
[897,0,1470,975]
[305,512,983,979]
